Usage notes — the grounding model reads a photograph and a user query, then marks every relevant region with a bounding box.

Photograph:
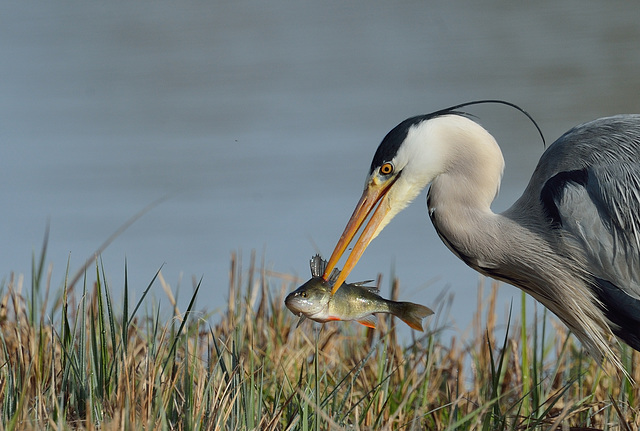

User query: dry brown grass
[0,251,639,430]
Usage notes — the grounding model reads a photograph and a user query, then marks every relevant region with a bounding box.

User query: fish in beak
[286,254,433,331]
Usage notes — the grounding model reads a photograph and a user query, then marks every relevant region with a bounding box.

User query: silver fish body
[285,255,433,330]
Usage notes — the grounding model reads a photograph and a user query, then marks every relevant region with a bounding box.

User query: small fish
[285,255,433,331]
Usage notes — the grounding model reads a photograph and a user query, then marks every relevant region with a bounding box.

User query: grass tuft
[0,246,639,430]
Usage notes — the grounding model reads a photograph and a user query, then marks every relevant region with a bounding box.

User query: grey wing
[548,165,640,296]
[538,117,640,348]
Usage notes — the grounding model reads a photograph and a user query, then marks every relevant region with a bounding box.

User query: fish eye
[380,162,394,176]
[301,292,307,298]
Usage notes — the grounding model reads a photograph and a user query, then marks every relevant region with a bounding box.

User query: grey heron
[322,100,640,369]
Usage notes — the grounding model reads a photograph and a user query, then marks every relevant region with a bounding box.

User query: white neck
[419,116,612,362]
[424,115,505,212]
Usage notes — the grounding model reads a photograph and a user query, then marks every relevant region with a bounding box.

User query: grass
[1,246,639,430]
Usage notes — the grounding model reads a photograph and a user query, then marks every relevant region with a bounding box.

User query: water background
[2,1,640,338]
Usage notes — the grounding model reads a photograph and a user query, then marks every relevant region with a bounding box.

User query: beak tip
[325,182,392,296]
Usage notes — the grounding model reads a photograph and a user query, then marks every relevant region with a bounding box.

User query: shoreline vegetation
[1,249,639,430]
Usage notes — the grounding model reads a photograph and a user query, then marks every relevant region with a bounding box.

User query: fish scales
[285,255,433,331]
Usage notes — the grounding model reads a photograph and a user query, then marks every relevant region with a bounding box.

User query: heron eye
[380,162,394,175]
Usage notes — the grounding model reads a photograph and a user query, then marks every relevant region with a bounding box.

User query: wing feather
[536,115,640,346]
[541,119,640,296]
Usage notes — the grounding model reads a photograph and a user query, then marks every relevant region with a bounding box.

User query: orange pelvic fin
[356,315,377,329]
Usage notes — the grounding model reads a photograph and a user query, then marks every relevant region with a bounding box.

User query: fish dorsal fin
[309,254,342,284]
[309,254,326,278]
[352,280,375,287]
[328,268,341,284]
[353,282,379,294]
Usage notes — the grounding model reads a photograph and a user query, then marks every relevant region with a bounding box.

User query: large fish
[285,255,433,331]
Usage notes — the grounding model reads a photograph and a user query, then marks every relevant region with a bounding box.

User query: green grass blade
[162,276,202,374]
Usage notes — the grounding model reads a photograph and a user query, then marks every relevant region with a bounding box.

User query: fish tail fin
[390,302,434,331]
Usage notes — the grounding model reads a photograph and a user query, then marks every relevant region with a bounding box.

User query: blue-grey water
[2,1,639,335]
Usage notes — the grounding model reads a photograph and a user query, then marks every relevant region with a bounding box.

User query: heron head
[322,100,538,295]
[322,115,454,293]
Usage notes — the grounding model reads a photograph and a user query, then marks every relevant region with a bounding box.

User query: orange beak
[323,179,396,294]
